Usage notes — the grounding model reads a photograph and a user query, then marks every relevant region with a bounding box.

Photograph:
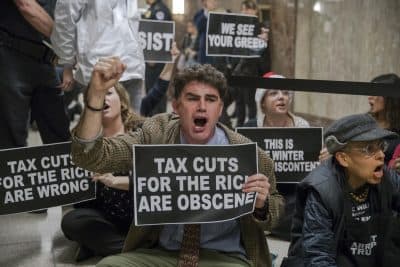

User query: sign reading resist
[139,19,175,62]
[237,127,323,183]
[0,142,95,215]
[206,12,267,57]
[133,143,258,226]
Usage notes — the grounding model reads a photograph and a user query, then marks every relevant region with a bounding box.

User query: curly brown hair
[114,83,145,131]
[171,64,227,100]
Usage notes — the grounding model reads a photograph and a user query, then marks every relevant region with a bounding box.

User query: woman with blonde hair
[62,83,144,261]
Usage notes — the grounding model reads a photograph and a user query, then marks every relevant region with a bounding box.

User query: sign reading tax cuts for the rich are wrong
[139,19,175,62]
[0,142,95,215]
[236,127,323,183]
[206,12,267,57]
[133,143,258,226]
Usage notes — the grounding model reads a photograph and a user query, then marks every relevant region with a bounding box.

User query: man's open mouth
[103,104,110,111]
[194,118,207,127]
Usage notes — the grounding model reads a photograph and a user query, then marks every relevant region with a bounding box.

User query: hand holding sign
[242,173,270,208]
[257,27,269,44]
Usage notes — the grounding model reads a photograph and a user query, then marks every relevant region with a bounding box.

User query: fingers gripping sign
[242,173,270,209]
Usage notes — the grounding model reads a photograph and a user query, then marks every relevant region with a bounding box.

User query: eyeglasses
[344,140,388,158]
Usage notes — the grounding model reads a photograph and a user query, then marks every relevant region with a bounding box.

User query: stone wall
[294,0,400,119]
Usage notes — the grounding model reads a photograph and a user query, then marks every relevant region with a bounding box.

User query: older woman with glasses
[282,113,400,267]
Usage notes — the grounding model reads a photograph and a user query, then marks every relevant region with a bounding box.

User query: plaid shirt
[71,113,284,267]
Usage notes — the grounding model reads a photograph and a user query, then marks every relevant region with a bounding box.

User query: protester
[0,0,70,151]
[319,73,400,163]
[282,113,400,267]
[242,72,310,263]
[51,0,145,112]
[178,21,199,69]
[244,72,309,128]
[142,0,172,115]
[368,73,400,162]
[232,0,271,127]
[71,58,283,267]
[193,0,218,64]
[140,42,180,116]
[60,82,144,261]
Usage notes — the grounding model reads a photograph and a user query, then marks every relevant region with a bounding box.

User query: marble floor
[0,206,289,267]
[0,126,289,267]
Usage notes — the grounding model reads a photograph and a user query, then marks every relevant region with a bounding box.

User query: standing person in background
[193,0,217,65]
[142,0,172,115]
[193,0,236,128]
[178,21,199,69]
[61,83,145,262]
[0,0,70,149]
[232,0,271,127]
[140,42,180,117]
[51,0,145,112]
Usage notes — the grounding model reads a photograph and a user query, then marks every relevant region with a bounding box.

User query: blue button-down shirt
[159,127,246,257]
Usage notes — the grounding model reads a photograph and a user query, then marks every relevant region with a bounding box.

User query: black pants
[61,208,129,256]
[0,46,70,149]
[235,87,257,127]
[145,63,166,116]
[270,183,297,241]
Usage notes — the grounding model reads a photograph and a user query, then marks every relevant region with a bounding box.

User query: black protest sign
[0,142,95,215]
[206,12,266,58]
[237,127,322,183]
[133,143,258,226]
[139,19,175,62]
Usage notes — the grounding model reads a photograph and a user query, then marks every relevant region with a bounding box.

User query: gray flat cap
[324,113,397,154]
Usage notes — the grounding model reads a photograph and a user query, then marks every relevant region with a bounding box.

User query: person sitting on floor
[70,58,284,267]
[282,113,400,267]
[61,83,144,261]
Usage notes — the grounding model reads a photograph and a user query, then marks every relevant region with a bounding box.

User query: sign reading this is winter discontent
[237,127,323,183]
[206,12,267,57]
[0,142,95,215]
[133,143,258,226]
[139,19,175,62]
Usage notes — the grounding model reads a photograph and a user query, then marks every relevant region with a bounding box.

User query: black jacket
[282,159,400,267]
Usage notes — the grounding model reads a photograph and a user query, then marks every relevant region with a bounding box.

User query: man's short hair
[172,64,227,100]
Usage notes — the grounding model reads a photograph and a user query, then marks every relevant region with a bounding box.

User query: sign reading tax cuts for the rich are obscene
[0,142,95,215]
[206,12,267,58]
[133,143,258,226]
[236,127,323,183]
[139,19,175,63]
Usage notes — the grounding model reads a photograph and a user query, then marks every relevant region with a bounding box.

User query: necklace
[349,186,369,203]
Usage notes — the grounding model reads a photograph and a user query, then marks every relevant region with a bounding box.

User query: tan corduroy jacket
[71,113,284,267]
